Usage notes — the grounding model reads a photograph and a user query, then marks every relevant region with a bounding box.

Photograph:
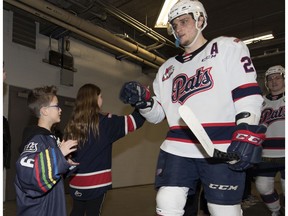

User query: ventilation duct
[12,12,36,49]
[5,0,166,69]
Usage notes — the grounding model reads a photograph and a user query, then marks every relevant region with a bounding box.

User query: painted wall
[3,10,168,188]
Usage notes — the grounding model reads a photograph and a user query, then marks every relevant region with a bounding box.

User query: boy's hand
[59,139,78,157]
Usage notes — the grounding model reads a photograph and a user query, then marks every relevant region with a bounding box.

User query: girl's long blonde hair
[64,84,101,147]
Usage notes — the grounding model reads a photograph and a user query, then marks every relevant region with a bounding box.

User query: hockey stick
[178,105,239,161]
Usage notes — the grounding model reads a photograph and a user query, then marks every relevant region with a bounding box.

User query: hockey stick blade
[178,105,239,161]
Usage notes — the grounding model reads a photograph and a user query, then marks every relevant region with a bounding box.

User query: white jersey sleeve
[139,97,166,124]
[224,37,263,122]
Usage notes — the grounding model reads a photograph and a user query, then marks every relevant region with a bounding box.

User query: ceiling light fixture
[155,0,178,28]
[242,31,274,45]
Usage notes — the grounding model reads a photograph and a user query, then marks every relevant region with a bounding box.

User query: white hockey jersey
[260,93,285,158]
[141,36,263,158]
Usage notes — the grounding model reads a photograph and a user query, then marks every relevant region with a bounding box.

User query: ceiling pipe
[114,33,165,52]
[66,0,172,56]
[248,38,285,50]
[68,0,162,45]
[10,0,166,67]
[91,0,175,61]
[94,0,176,49]
[5,0,161,69]
[251,50,285,60]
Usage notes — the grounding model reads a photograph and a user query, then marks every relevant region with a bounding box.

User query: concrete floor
[3,184,284,216]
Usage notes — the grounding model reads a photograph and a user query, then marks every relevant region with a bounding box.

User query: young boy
[14,85,78,216]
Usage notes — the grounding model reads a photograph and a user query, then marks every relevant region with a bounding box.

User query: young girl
[63,83,145,216]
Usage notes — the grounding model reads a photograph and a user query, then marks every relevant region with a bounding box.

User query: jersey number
[241,56,255,73]
[20,156,35,168]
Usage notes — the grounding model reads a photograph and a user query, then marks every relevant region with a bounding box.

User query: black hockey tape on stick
[178,105,239,161]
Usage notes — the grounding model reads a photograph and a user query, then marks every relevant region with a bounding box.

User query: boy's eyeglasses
[46,105,61,110]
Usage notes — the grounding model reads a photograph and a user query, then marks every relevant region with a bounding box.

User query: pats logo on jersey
[162,65,174,81]
[172,66,213,104]
[260,106,285,126]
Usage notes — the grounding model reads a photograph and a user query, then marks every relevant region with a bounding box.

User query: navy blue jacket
[15,126,70,216]
[69,110,145,200]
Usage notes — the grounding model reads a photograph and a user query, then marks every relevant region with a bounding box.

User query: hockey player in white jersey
[255,65,285,216]
[119,0,266,215]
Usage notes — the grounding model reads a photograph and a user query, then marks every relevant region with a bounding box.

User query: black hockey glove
[227,123,266,171]
[119,81,153,109]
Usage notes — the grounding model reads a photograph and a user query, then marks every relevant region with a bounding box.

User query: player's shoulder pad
[213,36,248,49]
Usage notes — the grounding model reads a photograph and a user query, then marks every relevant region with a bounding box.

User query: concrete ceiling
[4,0,285,74]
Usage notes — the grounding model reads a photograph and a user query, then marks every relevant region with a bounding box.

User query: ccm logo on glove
[232,130,265,146]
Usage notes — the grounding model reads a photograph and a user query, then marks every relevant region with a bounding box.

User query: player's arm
[225,38,266,171]
[227,37,264,113]
[15,135,70,197]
